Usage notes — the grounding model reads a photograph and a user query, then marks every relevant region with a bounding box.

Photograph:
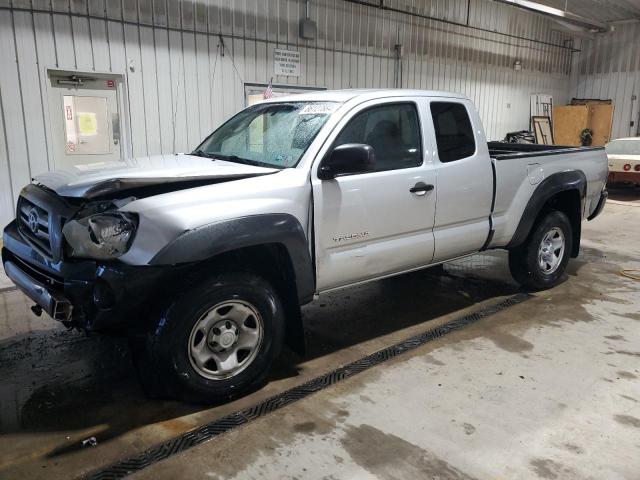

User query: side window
[430,102,476,163]
[334,103,422,172]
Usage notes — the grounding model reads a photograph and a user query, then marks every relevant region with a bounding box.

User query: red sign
[107,79,115,88]
[65,105,72,120]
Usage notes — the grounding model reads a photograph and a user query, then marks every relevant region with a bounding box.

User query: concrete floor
[0,187,639,479]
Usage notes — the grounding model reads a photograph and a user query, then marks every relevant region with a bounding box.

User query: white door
[312,99,437,292]
[48,74,122,169]
[426,99,494,262]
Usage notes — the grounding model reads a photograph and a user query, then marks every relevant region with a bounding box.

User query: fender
[507,170,586,253]
[149,214,315,304]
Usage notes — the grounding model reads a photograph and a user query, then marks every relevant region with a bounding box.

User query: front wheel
[132,271,285,403]
[508,210,573,291]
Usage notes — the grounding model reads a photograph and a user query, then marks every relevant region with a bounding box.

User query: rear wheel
[132,271,285,403]
[508,210,573,290]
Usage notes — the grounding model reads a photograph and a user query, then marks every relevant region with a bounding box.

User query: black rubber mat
[85,292,531,480]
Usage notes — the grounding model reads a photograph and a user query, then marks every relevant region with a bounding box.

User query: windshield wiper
[190,149,216,159]
[209,153,279,169]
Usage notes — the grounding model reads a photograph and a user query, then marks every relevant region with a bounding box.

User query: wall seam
[0,84,16,207]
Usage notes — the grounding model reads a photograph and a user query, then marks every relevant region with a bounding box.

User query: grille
[17,196,53,257]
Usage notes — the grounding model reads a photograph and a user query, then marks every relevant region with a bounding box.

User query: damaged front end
[2,185,181,332]
[62,197,138,260]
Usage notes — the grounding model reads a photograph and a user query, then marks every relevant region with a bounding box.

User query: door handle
[112,112,120,147]
[409,182,434,196]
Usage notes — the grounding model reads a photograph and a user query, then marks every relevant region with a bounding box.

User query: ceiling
[537,0,640,23]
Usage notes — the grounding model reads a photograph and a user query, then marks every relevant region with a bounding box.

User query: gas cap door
[527,163,544,185]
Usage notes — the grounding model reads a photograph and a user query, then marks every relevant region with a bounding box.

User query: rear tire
[508,210,573,291]
[132,271,285,404]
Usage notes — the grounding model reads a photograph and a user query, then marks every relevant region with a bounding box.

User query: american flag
[263,77,274,99]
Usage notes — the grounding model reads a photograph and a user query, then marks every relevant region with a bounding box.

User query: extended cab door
[312,98,437,292]
[426,99,494,262]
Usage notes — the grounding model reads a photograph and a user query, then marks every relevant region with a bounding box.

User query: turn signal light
[623,164,631,171]
[635,164,640,172]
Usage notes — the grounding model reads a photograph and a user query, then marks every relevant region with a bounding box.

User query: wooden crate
[552,103,614,147]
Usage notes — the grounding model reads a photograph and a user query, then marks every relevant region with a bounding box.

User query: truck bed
[488,142,604,160]
[487,141,608,249]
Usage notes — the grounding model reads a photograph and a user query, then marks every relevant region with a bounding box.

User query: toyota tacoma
[2,89,608,402]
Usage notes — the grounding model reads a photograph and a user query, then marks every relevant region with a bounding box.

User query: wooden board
[532,116,554,145]
[553,105,589,146]
[589,104,615,146]
[570,98,612,105]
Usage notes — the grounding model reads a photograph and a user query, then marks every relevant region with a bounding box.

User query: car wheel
[132,271,285,403]
[508,210,573,291]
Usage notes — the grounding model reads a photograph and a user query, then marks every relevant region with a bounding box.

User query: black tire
[508,210,573,291]
[132,271,285,404]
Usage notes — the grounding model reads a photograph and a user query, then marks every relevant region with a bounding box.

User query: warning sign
[274,49,300,77]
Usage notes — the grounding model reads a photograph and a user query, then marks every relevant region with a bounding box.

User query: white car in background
[606,137,640,185]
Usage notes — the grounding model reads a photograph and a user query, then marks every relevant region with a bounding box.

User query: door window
[63,95,111,155]
[334,103,422,172]
[430,102,476,162]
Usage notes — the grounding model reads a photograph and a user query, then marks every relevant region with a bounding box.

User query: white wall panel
[72,16,93,70]
[573,22,640,141]
[90,17,111,71]
[52,14,75,68]
[13,11,49,177]
[0,10,31,211]
[0,0,580,226]
[195,32,212,141]
[0,81,14,227]
[168,28,188,153]
[124,22,148,157]
[140,25,162,154]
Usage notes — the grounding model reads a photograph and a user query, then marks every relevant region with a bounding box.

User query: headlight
[63,212,138,259]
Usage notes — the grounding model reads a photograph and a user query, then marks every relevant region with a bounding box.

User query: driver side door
[312,98,437,292]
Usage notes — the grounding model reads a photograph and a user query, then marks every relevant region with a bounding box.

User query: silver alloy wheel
[188,300,264,380]
[537,227,565,275]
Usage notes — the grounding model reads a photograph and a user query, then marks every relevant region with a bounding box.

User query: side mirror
[318,143,376,180]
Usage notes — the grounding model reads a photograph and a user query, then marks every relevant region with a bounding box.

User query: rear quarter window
[430,102,476,163]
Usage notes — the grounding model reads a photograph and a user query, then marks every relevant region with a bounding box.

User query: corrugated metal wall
[573,22,640,141]
[0,0,575,226]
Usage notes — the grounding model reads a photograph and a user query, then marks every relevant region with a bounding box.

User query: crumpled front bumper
[2,220,175,331]
[4,259,73,321]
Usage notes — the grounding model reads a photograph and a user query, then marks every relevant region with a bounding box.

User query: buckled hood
[33,154,278,199]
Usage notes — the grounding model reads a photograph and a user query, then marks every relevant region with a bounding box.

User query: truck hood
[33,154,278,199]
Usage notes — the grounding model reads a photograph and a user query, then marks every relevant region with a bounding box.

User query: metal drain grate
[85,292,531,480]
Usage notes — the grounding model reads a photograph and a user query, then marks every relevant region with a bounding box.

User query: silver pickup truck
[2,89,608,402]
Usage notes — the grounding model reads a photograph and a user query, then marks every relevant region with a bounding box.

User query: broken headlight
[62,212,138,260]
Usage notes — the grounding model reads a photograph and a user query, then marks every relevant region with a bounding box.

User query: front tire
[508,210,573,290]
[133,271,285,403]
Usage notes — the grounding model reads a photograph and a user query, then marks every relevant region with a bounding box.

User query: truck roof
[262,88,469,104]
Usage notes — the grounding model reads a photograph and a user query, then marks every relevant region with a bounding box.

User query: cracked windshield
[197,101,338,168]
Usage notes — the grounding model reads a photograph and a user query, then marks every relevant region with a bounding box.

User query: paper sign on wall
[274,49,300,77]
[78,112,98,136]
